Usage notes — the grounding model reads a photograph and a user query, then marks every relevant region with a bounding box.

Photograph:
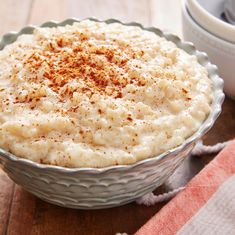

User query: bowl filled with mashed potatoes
[0,18,224,209]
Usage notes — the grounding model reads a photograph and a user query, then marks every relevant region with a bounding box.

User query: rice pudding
[0,20,213,167]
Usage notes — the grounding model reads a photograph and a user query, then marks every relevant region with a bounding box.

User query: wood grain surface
[0,1,234,234]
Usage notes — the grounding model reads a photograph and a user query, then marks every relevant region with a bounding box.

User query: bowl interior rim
[187,0,235,33]
[183,0,235,48]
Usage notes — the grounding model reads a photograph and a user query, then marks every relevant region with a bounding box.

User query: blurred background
[0,0,182,37]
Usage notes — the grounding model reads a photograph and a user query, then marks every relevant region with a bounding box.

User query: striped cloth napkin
[135,139,235,235]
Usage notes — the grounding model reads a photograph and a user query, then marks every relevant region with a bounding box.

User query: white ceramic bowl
[187,0,235,43]
[182,0,235,99]
[0,18,224,209]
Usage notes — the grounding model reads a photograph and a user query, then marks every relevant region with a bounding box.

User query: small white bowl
[187,0,235,43]
[182,0,235,99]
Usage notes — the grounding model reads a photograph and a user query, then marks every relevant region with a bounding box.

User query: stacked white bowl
[182,0,235,99]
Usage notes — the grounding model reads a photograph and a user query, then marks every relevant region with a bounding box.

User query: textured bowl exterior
[0,146,191,209]
[0,18,224,209]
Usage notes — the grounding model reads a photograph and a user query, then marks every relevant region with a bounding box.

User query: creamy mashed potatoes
[0,20,213,167]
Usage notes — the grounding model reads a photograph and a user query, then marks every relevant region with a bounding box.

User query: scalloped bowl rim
[0,18,224,174]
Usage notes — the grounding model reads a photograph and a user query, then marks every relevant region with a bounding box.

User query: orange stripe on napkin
[135,139,235,235]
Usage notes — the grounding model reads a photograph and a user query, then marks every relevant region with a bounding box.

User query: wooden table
[0,1,234,234]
